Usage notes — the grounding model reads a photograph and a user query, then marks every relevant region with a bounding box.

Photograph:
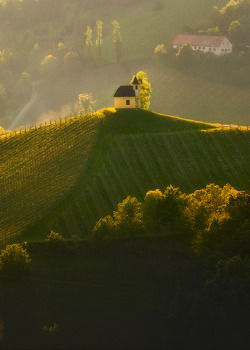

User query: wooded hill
[0,108,249,245]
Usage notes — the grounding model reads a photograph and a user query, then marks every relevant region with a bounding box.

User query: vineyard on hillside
[46,128,250,238]
[0,114,98,245]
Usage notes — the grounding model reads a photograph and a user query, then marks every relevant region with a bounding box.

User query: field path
[8,84,38,130]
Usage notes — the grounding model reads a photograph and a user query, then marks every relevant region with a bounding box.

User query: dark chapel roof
[114,85,136,97]
[131,76,139,85]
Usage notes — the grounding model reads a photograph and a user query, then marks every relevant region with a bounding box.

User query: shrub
[0,244,31,275]
[46,231,64,247]
[92,215,115,241]
[154,44,167,57]
[92,196,144,240]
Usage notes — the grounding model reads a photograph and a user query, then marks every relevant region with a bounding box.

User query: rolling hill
[1,108,249,245]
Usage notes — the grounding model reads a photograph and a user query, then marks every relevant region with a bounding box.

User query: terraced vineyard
[1,109,249,244]
[45,127,250,239]
[0,114,98,245]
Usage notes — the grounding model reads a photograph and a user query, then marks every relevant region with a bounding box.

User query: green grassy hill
[1,108,248,245]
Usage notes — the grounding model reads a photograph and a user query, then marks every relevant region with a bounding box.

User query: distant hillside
[0,108,246,245]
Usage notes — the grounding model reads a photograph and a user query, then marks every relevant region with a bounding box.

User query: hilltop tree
[85,25,93,62]
[132,71,152,110]
[96,20,103,63]
[112,20,122,62]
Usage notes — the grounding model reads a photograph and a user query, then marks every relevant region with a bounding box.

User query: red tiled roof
[172,35,227,47]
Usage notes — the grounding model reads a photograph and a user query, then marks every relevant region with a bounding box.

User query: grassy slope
[16,109,250,243]
[0,114,98,245]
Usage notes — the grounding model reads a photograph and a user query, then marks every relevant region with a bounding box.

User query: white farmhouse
[173,35,233,56]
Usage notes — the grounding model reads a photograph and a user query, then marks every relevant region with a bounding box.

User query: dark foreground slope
[0,236,249,349]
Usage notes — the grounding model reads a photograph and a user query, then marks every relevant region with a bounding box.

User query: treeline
[93,182,250,348]
[93,183,250,256]
[0,0,134,123]
[184,0,250,49]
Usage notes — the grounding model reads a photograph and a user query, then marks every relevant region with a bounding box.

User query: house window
[126,100,130,106]
[135,85,138,90]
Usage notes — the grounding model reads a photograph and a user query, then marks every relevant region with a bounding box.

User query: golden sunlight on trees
[74,93,96,115]
[112,20,122,62]
[184,183,239,232]
[85,25,93,62]
[96,20,103,63]
[92,183,249,256]
[40,54,58,78]
[46,231,64,248]
[219,0,244,15]
[93,196,143,239]
[135,71,152,110]
[143,186,186,232]
[207,26,220,34]
[154,44,167,57]
[228,19,243,42]
[0,244,31,275]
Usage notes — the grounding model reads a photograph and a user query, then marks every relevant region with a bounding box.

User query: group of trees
[182,0,250,47]
[0,0,124,124]
[92,182,250,347]
[93,183,250,256]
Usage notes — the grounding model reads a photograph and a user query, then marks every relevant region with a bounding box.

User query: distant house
[114,75,140,109]
[172,35,233,56]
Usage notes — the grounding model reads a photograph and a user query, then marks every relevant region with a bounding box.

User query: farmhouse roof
[114,85,136,97]
[173,35,227,47]
[131,76,139,85]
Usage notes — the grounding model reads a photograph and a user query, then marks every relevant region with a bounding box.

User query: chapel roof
[114,85,136,97]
